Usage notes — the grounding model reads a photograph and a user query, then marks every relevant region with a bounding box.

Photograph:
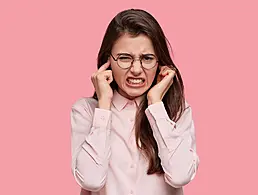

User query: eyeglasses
[110,53,158,70]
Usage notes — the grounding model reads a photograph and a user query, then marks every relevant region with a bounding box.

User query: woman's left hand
[147,65,176,105]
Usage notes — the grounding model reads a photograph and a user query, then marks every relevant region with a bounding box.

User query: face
[110,33,158,100]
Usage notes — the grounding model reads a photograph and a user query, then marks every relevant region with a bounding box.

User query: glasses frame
[110,53,159,70]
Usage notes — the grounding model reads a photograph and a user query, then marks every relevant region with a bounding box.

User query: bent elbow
[164,167,198,188]
[73,168,106,192]
[164,174,191,188]
[80,178,106,192]
[164,153,200,188]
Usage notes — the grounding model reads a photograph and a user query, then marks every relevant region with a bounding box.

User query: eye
[143,56,154,61]
[119,56,131,59]
[118,56,132,62]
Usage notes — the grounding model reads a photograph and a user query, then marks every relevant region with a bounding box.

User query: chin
[120,84,149,99]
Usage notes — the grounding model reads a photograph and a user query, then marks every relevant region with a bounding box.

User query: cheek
[111,65,126,83]
[147,70,158,84]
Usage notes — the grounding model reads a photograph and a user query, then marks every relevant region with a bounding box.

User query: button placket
[130,163,137,169]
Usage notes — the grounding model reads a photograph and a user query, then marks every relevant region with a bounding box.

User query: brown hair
[92,9,186,175]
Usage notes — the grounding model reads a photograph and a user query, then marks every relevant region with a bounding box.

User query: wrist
[98,99,111,110]
[148,98,162,106]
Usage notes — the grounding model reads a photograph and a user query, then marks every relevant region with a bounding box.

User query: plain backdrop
[1,0,258,194]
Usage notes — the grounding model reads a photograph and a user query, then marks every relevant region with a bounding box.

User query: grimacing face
[110,33,159,100]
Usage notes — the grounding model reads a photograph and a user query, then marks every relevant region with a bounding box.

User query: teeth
[128,78,144,84]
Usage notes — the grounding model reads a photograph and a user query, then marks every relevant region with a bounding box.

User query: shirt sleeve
[70,98,112,192]
[145,101,200,188]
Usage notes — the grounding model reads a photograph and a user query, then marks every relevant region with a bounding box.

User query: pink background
[1,0,257,194]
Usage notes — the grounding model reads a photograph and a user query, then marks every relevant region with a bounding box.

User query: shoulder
[184,99,191,109]
[174,99,194,128]
[182,99,195,119]
[71,97,98,116]
[177,99,193,121]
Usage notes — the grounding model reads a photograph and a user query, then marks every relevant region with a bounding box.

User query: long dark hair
[92,9,186,175]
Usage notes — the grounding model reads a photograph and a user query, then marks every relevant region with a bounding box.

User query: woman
[71,8,200,195]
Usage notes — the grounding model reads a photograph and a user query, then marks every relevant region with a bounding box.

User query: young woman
[71,8,200,195]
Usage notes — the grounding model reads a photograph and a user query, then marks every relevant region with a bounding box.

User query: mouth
[126,77,146,87]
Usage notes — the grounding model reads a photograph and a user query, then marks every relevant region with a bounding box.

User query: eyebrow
[116,52,156,57]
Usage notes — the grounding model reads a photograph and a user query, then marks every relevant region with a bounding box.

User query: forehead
[112,33,155,55]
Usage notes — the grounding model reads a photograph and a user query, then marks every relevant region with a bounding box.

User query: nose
[130,59,143,75]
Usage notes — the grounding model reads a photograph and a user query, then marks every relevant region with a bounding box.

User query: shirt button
[130,190,134,194]
[100,115,105,120]
[129,118,134,122]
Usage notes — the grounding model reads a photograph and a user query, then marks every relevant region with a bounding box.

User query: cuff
[92,108,111,128]
[145,101,176,127]
[147,101,170,119]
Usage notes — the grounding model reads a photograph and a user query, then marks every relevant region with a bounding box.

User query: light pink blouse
[70,90,199,195]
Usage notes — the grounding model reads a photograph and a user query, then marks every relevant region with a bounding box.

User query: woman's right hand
[91,59,113,109]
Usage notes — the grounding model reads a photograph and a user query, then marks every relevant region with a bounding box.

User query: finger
[156,72,171,87]
[103,70,113,84]
[158,65,167,72]
[107,76,113,84]
[161,72,175,95]
[158,70,175,87]
[157,69,173,83]
[161,69,175,77]
[159,65,167,71]
[160,69,169,76]
[159,66,172,74]
[97,59,111,73]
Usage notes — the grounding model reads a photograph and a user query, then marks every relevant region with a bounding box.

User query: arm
[70,98,112,192]
[145,101,200,188]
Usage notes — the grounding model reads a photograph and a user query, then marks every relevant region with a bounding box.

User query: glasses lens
[117,55,158,69]
[142,56,157,69]
[117,56,132,68]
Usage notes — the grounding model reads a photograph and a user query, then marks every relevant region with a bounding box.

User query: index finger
[97,59,111,73]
